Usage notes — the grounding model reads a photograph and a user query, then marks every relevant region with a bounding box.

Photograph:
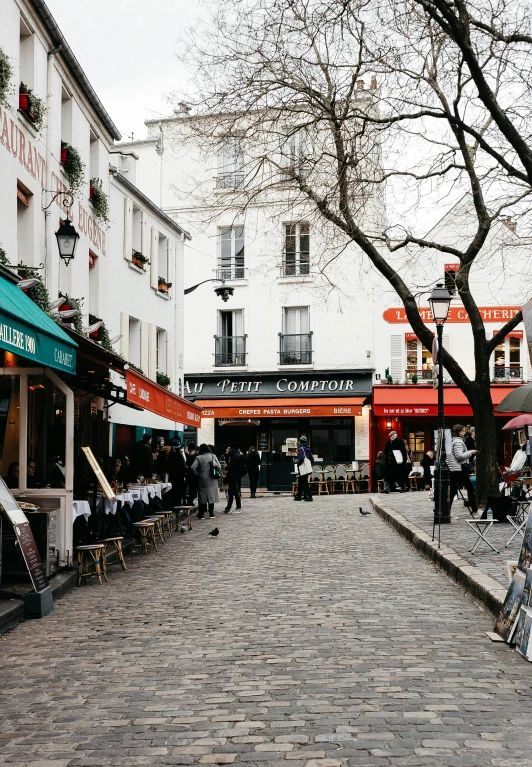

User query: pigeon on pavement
[209,528,220,537]
[359,507,371,516]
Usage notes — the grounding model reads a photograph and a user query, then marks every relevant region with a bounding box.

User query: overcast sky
[46,0,198,142]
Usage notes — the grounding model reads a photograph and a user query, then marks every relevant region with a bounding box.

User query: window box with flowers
[19,82,46,132]
[60,141,85,193]
[157,277,172,294]
[156,372,171,388]
[89,178,110,225]
[58,293,84,335]
[131,249,149,270]
[88,314,114,352]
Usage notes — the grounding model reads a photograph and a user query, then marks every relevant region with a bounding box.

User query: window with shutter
[281,307,311,364]
[390,335,403,380]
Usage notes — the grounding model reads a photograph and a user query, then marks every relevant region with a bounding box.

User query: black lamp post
[55,217,80,266]
[184,278,234,301]
[429,283,453,529]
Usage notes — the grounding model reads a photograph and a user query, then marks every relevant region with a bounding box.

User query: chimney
[356,79,365,90]
[371,76,377,89]
[176,102,191,115]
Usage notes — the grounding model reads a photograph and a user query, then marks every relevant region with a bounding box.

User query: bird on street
[209,528,220,537]
[359,507,371,516]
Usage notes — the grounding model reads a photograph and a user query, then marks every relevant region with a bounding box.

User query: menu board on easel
[82,446,115,500]
[257,432,270,451]
[0,477,47,593]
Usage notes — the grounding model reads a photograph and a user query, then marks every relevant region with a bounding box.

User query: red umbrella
[502,413,532,430]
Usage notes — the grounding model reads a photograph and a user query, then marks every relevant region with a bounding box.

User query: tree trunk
[469,384,500,507]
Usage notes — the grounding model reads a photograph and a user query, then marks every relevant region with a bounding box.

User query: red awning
[126,369,202,427]
[195,397,365,418]
[372,384,521,417]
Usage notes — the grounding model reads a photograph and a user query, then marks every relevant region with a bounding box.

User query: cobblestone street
[2,495,532,767]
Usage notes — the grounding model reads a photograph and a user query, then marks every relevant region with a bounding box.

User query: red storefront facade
[370,383,521,489]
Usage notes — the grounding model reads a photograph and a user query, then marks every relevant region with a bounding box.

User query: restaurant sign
[126,369,202,427]
[383,306,521,324]
[185,370,372,399]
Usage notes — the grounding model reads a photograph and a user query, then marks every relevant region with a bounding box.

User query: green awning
[0,275,76,374]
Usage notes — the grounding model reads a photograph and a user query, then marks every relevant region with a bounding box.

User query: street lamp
[55,217,80,266]
[184,278,234,302]
[429,283,453,530]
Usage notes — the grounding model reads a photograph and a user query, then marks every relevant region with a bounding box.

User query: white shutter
[123,197,133,260]
[166,330,174,388]
[120,312,129,360]
[284,308,297,335]
[140,210,148,256]
[299,307,310,334]
[140,321,150,374]
[167,239,174,295]
[150,227,159,289]
[390,335,403,380]
[233,309,244,336]
[148,324,157,379]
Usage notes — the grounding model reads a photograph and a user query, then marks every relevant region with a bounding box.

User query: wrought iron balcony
[281,261,310,278]
[405,368,433,380]
[215,172,245,189]
[279,332,313,365]
[494,366,523,380]
[215,267,246,281]
[215,335,247,367]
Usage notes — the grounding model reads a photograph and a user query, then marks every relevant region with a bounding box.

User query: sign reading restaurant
[185,370,373,399]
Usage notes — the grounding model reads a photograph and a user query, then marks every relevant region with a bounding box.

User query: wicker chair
[322,465,336,493]
[334,464,348,493]
[310,470,329,495]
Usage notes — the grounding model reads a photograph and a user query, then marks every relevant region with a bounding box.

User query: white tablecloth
[72,500,91,522]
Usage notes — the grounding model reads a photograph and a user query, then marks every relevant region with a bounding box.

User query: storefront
[371,383,522,488]
[185,370,372,490]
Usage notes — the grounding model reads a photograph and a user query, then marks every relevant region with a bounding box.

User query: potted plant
[17,267,50,313]
[19,82,46,132]
[131,249,149,270]
[129,363,144,375]
[88,314,114,352]
[157,372,171,388]
[58,293,84,335]
[157,276,172,293]
[411,373,418,384]
[0,48,13,108]
[89,178,110,225]
[60,141,85,193]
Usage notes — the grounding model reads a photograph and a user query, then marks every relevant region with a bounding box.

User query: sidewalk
[369,491,513,616]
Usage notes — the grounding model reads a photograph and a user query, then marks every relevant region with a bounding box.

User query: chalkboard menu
[257,432,270,451]
[0,478,47,593]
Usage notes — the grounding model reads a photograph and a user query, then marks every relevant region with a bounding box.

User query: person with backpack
[190,444,221,519]
[294,435,313,502]
[224,442,246,514]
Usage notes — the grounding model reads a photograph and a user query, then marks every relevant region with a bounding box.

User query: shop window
[283,222,309,277]
[218,226,245,280]
[406,427,425,464]
[129,317,141,368]
[0,377,20,489]
[28,375,66,488]
[493,334,522,379]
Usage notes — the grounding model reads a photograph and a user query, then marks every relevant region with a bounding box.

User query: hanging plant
[88,313,114,352]
[0,49,13,108]
[89,178,110,225]
[58,292,84,335]
[60,141,85,193]
[0,246,9,266]
[17,267,50,313]
[128,362,144,375]
[19,82,46,132]
[156,372,171,387]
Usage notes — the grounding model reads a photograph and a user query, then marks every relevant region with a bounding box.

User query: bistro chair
[322,465,336,493]
[99,536,127,576]
[310,470,329,495]
[344,468,357,494]
[333,464,348,493]
[131,521,157,555]
[357,463,370,493]
[76,544,107,586]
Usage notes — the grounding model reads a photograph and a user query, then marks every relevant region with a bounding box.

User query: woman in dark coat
[383,430,407,493]
[190,444,221,519]
[246,446,261,498]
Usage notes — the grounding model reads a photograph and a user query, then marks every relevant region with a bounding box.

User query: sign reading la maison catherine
[185,370,373,399]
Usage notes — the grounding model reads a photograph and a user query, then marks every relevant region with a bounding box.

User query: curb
[370,498,507,617]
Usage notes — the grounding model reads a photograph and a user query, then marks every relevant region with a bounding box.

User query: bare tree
[174,0,532,501]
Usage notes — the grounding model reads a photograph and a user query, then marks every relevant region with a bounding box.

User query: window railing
[279,332,313,365]
[494,366,523,380]
[281,261,310,278]
[215,267,246,281]
[216,172,245,189]
[405,368,433,380]
[215,335,247,366]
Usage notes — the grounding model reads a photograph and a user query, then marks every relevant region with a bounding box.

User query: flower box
[60,148,68,164]
[59,304,72,312]
[132,255,146,270]
[89,328,99,339]
[157,282,169,294]
[19,93,30,112]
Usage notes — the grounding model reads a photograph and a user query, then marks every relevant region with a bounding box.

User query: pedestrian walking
[185,443,198,506]
[167,438,187,506]
[190,444,221,519]
[246,446,261,498]
[421,449,435,490]
[294,435,313,502]
[383,430,407,493]
[224,442,246,514]
[446,423,478,515]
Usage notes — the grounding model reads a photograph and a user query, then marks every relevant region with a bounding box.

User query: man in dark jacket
[383,430,408,493]
[224,442,246,514]
[294,436,313,501]
[133,434,153,479]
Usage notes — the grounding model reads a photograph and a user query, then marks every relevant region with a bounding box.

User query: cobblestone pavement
[370,490,520,588]
[2,494,532,767]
